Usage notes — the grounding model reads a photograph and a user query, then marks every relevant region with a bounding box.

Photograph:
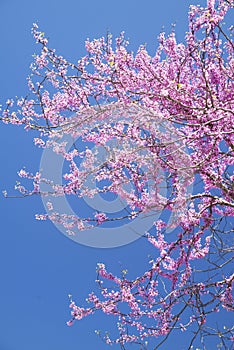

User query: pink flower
[94,212,107,225]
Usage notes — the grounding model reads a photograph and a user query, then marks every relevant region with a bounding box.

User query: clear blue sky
[2,0,231,350]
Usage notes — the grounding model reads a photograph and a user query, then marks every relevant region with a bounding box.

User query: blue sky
[2,0,231,349]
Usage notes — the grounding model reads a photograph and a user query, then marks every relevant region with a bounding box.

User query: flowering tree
[1,0,234,349]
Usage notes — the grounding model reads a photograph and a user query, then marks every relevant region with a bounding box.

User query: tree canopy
[1,0,233,349]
